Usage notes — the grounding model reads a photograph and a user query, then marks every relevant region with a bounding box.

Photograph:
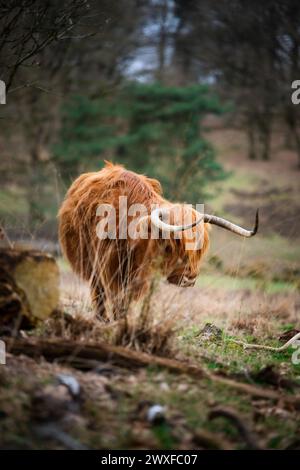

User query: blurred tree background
[1,0,300,238]
[53,83,226,202]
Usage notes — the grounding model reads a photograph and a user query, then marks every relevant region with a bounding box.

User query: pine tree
[54,83,227,202]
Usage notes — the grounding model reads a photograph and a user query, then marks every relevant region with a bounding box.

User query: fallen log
[5,337,300,407]
[0,248,59,329]
[5,336,206,377]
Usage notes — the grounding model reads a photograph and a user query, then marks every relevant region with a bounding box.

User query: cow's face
[167,265,198,287]
[159,223,209,287]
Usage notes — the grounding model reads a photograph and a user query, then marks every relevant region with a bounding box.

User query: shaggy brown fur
[58,161,209,320]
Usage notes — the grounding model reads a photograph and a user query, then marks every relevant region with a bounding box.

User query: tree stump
[0,248,59,330]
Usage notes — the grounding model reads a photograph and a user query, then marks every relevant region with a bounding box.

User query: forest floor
[1,127,300,449]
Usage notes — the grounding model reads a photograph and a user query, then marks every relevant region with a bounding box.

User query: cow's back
[58,162,163,284]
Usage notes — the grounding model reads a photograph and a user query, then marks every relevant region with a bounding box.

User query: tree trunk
[286,106,300,169]
[26,145,46,231]
[156,0,168,83]
[260,123,271,161]
[247,124,257,160]
[0,248,59,331]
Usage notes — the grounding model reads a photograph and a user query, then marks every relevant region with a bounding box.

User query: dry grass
[153,281,299,339]
[39,272,180,356]
[41,264,300,363]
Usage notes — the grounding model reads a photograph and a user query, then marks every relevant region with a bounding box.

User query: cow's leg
[90,282,109,322]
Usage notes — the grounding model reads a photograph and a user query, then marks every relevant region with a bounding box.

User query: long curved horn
[150,207,259,237]
[150,207,203,232]
[204,209,259,237]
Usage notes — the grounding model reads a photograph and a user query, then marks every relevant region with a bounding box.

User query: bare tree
[0,0,93,91]
[172,0,300,163]
[1,0,146,229]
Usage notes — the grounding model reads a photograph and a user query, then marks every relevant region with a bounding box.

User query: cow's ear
[147,177,163,195]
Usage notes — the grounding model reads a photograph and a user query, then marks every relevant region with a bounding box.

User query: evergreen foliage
[54,83,227,202]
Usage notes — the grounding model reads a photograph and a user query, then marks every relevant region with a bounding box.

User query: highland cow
[58,161,258,320]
